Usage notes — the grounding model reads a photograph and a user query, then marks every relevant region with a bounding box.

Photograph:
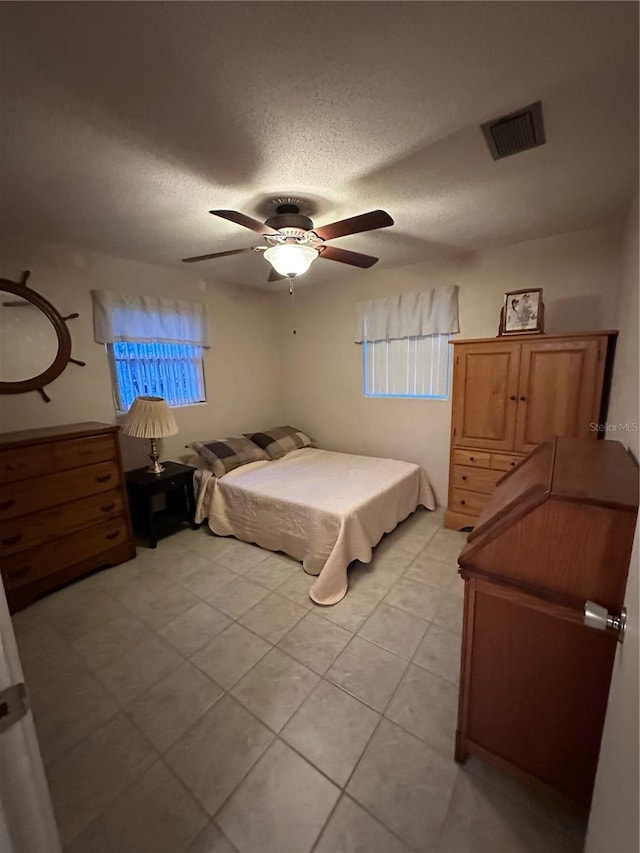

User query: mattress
[194,447,436,604]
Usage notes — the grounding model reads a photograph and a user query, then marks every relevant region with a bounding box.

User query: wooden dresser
[456,437,638,811]
[445,330,617,530]
[0,422,135,612]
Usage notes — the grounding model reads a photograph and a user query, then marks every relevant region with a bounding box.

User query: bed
[193,447,435,605]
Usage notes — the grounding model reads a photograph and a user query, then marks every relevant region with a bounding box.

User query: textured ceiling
[0,1,637,289]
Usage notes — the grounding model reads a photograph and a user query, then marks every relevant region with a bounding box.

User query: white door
[586,520,639,853]
[0,582,61,853]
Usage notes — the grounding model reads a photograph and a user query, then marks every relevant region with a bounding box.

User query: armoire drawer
[490,452,522,472]
[0,434,116,485]
[0,489,125,556]
[1,517,131,589]
[452,449,491,468]
[0,460,122,521]
[453,465,502,495]
[449,488,491,516]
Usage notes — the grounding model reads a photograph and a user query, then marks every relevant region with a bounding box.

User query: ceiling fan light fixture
[264,243,318,278]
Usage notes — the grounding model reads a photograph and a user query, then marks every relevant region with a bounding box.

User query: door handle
[584,600,626,644]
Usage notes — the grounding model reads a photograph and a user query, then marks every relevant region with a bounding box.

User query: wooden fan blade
[182,247,257,263]
[318,245,379,268]
[210,210,280,236]
[313,209,393,242]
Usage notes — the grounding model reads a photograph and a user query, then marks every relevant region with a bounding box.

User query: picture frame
[498,288,544,335]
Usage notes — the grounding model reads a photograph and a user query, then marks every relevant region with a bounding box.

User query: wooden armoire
[455,437,638,811]
[445,331,617,530]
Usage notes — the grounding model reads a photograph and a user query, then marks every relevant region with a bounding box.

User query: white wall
[0,223,625,494]
[276,223,624,503]
[0,238,282,469]
[587,196,639,853]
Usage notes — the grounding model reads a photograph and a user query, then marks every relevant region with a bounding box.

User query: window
[92,289,210,412]
[108,341,206,411]
[363,333,451,399]
[356,287,458,400]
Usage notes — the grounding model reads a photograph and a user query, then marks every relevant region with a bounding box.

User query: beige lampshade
[122,396,178,439]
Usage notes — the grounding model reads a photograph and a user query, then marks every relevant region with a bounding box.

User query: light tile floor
[12,508,586,853]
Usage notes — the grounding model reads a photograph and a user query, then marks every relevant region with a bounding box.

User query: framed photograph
[499,288,544,335]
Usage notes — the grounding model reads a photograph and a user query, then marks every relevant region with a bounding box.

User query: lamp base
[147,438,165,475]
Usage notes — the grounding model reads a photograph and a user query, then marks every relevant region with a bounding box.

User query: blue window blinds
[109,342,206,411]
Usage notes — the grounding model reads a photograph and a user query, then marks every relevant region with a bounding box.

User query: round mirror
[0,273,73,399]
[0,294,61,382]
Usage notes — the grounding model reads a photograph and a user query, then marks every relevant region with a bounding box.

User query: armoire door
[515,337,604,453]
[452,342,520,450]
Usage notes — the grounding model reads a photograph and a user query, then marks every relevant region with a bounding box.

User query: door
[586,523,639,853]
[0,582,61,853]
[515,336,604,453]
[451,342,520,450]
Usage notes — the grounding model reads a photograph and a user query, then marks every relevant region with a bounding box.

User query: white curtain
[91,289,210,346]
[355,285,459,343]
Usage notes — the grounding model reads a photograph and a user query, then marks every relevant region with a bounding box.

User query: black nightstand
[125,461,198,548]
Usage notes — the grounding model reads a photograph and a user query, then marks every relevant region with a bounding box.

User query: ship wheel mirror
[0,270,86,402]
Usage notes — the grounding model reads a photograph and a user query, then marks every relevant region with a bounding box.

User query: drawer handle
[469,456,474,462]
[510,461,515,467]
[100,502,116,512]
[520,396,526,402]
[8,566,30,579]
[0,499,15,511]
[460,499,466,506]
[96,473,112,483]
[79,450,94,456]
[461,475,467,481]
[4,463,21,472]
[509,395,516,401]
[1,533,22,546]
[105,530,120,540]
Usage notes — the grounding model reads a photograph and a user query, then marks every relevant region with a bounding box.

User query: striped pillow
[244,425,313,460]
[189,437,269,477]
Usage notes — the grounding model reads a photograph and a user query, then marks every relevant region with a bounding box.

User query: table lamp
[121,395,178,474]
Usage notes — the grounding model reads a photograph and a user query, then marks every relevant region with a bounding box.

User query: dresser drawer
[0,489,125,556]
[491,453,522,472]
[452,465,502,495]
[449,488,491,516]
[1,517,130,589]
[0,460,122,521]
[452,449,491,468]
[0,434,116,485]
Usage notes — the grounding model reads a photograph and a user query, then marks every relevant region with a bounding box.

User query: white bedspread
[194,447,435,605]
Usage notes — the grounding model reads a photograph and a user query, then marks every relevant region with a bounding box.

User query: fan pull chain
[288,276,296,335]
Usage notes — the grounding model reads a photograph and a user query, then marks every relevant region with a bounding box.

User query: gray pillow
[244,425,313,460]
[189,436,269,477]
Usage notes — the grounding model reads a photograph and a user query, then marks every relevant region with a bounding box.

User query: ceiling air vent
[481,101,545,160]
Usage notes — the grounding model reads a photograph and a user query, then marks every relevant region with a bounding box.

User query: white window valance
[91,289,210,346]
[355,285,459,343]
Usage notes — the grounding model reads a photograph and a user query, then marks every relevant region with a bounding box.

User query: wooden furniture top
[468,438,638,544]
[459,437,638,609]
[551,436,638,510]
[0,422,119,449]
[449,330,618,346]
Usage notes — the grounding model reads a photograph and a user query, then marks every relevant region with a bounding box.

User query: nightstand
[125,461,198,547]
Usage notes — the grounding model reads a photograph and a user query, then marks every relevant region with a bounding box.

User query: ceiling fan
[182,203,394,281]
